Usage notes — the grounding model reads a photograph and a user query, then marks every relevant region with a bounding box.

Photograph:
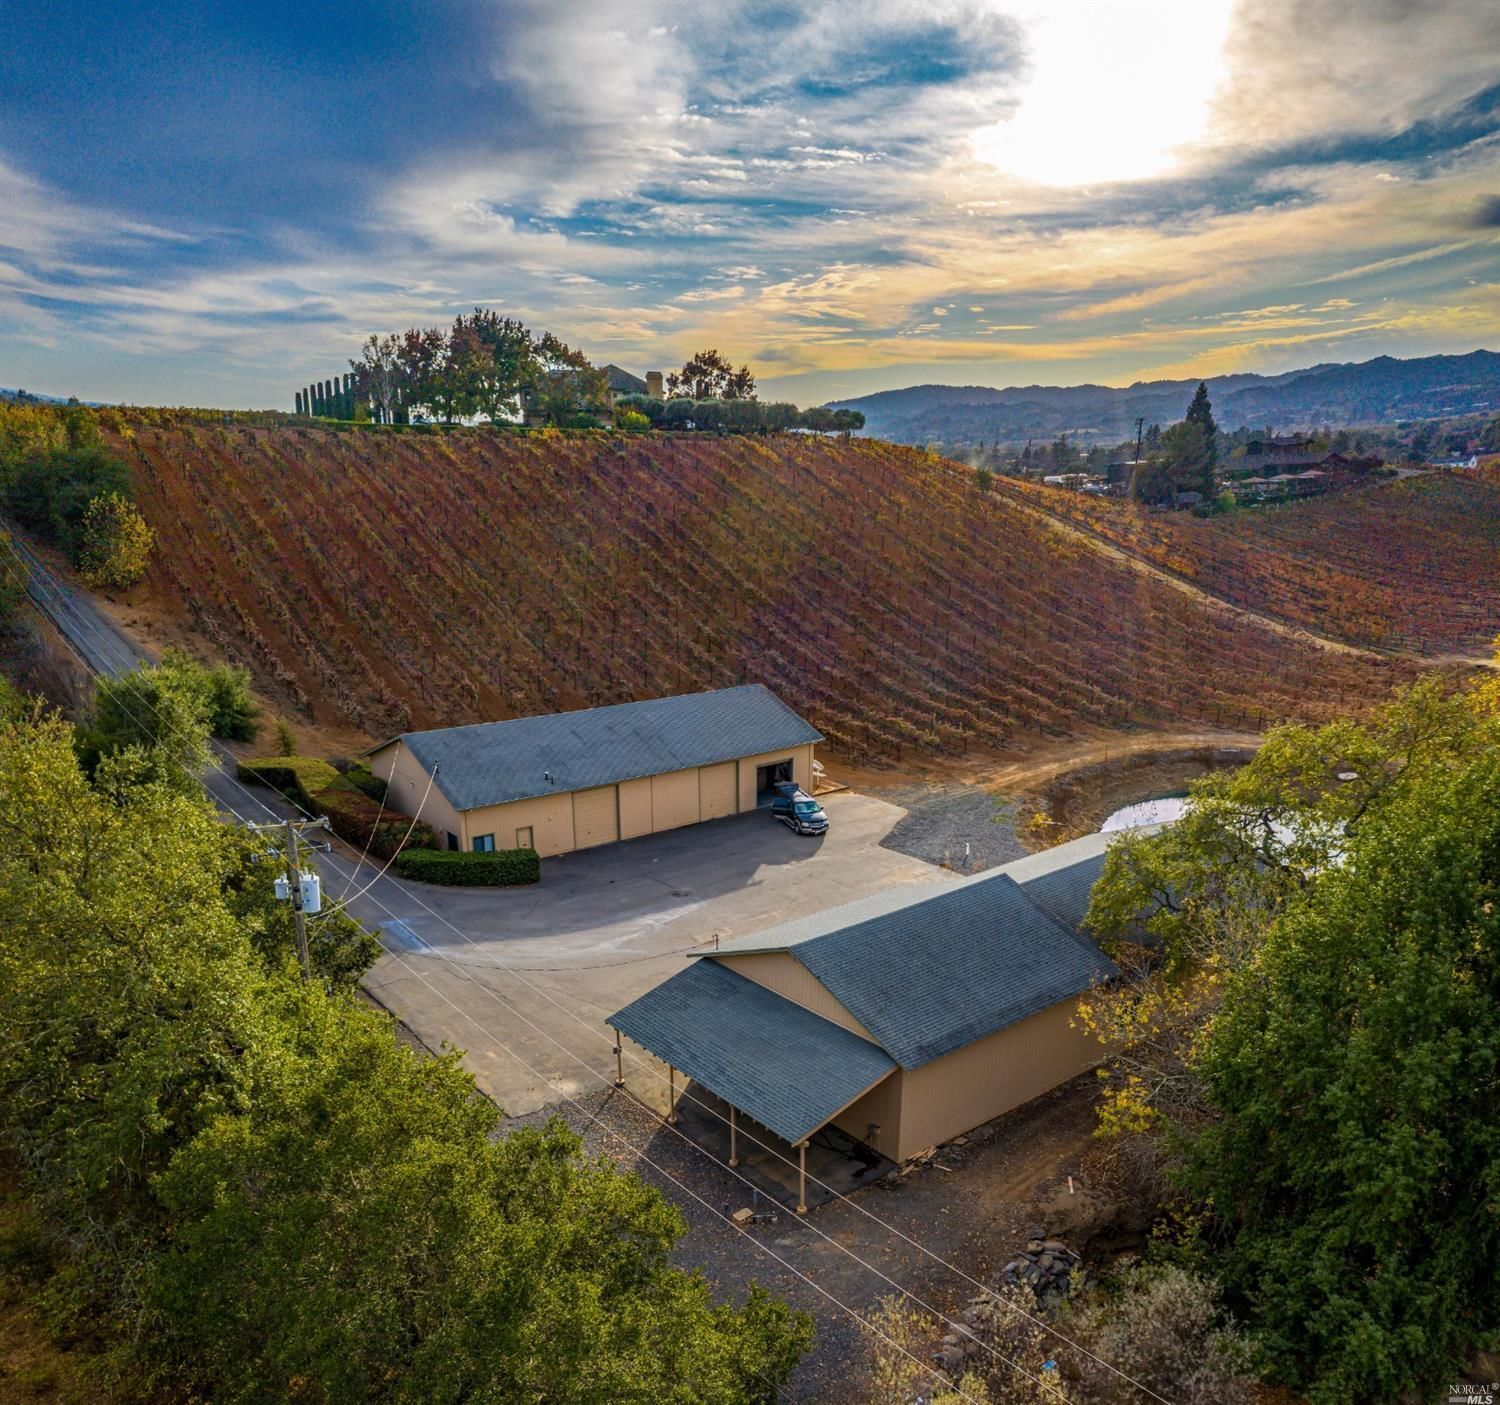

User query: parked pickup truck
[771,782,829,836]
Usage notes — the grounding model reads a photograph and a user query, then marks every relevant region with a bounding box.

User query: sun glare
[973,0,1235,187]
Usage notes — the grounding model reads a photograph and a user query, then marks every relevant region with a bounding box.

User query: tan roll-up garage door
[698,762,738,820]
[650,769,700,832]
[572,785,619,848]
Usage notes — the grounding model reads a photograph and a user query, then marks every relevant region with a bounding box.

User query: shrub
[343,762,387,803]
[394,847,539,886]
[160,649,257,741]
[236,755,339,811]
[313,783,436,859]
[77,492,154,590]
[201,660,257,740]
[7,443,133,553]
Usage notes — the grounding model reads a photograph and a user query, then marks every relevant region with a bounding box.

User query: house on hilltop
[601,365,664,402]
[609,833,1121,1209]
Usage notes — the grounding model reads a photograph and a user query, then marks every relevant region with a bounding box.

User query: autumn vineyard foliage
[992,467,1500,657]
[107,415,1420,760]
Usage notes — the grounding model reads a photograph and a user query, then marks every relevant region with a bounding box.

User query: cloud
[0,157,191,261]
[1205,0,1500,154]
[1470,194,1500,229]
[3,1,1499,407]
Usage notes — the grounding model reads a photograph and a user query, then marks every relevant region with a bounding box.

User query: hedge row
[314,784,437,860]
[394,848,539,887]
[237,755,435,860]
[237,755,340,810]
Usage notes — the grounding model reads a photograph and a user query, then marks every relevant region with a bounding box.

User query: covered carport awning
[609,958,896,1147]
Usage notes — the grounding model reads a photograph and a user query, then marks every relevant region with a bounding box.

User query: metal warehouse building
[367,684,821,858]
[609,834,1119,1208]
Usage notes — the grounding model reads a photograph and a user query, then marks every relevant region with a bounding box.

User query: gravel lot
[518,1074,1102,1401]
[869,782,1029,873]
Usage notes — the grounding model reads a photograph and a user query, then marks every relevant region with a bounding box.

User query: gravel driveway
[870,782,1028,873]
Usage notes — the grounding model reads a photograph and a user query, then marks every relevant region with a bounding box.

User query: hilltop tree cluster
[614,393,864,435]
[340,310,612,427]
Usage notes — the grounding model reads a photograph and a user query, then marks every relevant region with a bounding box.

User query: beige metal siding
[698,762,738,821]
[460,794,575,858]
[572,786,619,849]
[833,1070,904,1160]
[368,741,464,844]
[715,952,878,1041]
[618,777,653,840]
[893,1000,1101,1161]
[650,768,700,832]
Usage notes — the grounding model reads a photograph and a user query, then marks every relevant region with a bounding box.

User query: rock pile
[1000,1226,1084,1309]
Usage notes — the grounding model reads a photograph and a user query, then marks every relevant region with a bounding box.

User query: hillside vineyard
[117,419,1416,756]
[993,468,1500,656]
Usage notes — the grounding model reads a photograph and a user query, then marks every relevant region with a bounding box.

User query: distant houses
[601,365,665,401]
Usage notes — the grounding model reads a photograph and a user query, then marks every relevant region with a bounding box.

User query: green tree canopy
[666,349,757,401]
[0,711,812,1402]
[1188,722,1500,1403]
[1084,677,1500,1401]
[1184,381,1219,477]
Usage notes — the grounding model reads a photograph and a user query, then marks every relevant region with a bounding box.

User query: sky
[2,0,1499,409]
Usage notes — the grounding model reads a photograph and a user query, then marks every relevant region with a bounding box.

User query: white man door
[572,786,619,848]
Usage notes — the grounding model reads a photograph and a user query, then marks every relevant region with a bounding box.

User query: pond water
[1100,795,1190,832]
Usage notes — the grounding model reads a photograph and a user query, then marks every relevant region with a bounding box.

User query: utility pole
[1134,416,1145,466]
[250,816,330,981]
[285,817,310,981]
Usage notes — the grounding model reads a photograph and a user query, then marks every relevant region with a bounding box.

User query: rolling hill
[97,415,1416,761]
[989,468,1500,657]
[829,350,1500,447]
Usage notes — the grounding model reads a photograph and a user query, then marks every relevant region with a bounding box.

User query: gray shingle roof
[609,959,896,1146]
[709,859,1117,1069]
[1002,829,1162,940]
[789,874,1115,1068]
[372,685,821,813]
[602,364,648,394]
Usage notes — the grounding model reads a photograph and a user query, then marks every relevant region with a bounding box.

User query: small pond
[1100,794,1189,832]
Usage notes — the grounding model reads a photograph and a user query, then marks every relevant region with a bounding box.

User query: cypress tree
[1185,382,1219,496]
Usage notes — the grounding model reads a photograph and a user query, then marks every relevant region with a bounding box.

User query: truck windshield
[795,801,819,813]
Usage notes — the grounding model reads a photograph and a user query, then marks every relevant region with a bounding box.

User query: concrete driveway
[351,792,946,1116]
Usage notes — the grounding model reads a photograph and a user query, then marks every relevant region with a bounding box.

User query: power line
[312,762,438,920]
[0,546,1021,1394]
[0,535,1169,1402]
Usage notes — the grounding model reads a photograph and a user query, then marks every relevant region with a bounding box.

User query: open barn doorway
[755,758,794,806]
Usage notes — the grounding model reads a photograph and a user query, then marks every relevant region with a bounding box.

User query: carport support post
[728,1106,738,1168]
[667,1066,678,1125]
[610,1026,623,1088]
[796,1140,808,1215]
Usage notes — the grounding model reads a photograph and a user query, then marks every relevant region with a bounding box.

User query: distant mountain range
[0,387,80,406]
[827,350,1500,447]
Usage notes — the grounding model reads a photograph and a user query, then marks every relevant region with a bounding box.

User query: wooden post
[796,1140,808,1215]
[610,1027,623,1088]
[729,1106,739,1168]
[667,1066,678,1124]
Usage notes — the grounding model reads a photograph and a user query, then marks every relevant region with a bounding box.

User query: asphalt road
[5,532,1121,1400]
